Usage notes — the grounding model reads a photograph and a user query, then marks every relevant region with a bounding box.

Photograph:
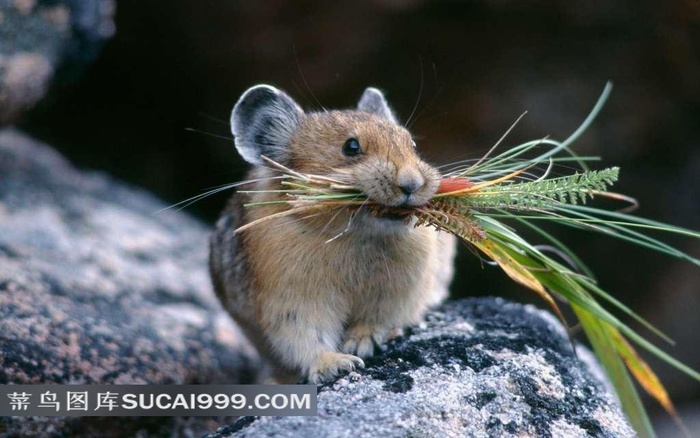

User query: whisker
[157,175,286,213]
[406,61,442,129]
[197,111,231,126]
[404,56,425,128]
[437,158,481,170]
[184,127,233,142]
[293,44,326,112]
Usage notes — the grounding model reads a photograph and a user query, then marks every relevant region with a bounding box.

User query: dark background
[19,0,700,427]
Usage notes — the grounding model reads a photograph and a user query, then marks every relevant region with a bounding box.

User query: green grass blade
[574,306,655,438]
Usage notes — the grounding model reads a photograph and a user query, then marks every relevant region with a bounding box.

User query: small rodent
[210,84,456,383]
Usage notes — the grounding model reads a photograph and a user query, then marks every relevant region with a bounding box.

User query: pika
[210,85,456,383]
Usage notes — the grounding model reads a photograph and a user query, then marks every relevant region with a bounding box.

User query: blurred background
[4,0,699,431]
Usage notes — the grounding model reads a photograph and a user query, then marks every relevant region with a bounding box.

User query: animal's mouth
[368,206,416,222]
[377,211,411,221]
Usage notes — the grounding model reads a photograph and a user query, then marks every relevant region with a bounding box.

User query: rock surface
[209,298,635,438]
[0,129,260,437]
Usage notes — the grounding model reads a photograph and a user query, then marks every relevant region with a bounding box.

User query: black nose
[399,181,421,195]
[396,168,425,196]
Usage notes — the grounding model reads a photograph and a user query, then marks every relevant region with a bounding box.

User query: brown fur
[210,105,456,383]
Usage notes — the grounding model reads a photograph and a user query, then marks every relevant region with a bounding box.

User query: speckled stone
[209,298,635,438]
[0,129,261,437]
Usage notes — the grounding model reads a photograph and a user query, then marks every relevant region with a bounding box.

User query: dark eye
[411,140,417,149]
[342,138,362,157]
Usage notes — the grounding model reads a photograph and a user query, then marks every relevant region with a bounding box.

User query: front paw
[307,352,364,384]
[342,325,391,358]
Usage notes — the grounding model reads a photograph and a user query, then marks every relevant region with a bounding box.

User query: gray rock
[209,298,635,438]
[0,0,115,124]
[0,129,260,437]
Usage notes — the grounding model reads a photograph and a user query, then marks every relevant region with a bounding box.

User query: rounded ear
[231,85,304,165]
[357,87,398,124]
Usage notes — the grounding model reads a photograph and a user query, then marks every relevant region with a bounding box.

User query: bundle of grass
[181,83,699,437]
